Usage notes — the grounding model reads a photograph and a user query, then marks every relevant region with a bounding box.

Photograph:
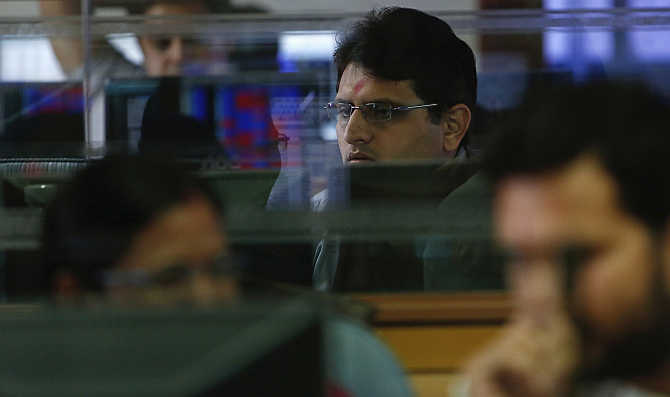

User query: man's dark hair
[42,155,221,292]
[334,7,477,122]
[484,81,670,232]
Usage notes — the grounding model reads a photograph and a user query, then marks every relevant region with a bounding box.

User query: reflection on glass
[1,3,670,301]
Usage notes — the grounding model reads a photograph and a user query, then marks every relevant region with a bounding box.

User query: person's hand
[465,313,581,397]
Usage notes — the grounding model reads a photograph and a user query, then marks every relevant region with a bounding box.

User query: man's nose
[187,271,237,305]
[510,259,566,324]
[343,108,373,145]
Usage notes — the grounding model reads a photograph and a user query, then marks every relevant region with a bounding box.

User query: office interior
[0,0,669,396]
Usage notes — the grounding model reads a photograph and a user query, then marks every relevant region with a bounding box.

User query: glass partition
[1,1,669,303]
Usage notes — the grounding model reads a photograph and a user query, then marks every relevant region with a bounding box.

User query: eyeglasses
[323,101,439,122]
[102,255,234,289]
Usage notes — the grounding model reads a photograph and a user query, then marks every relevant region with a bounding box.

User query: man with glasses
[324,7,475,166]
[43,155,413,397]
[43,156,233,304]
[313,7,492,291]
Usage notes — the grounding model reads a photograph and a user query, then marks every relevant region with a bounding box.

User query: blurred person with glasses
[313,7,501,292]
[42,155,234,305]
[42,155,412,397]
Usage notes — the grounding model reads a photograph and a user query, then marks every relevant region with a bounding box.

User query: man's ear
[441,104,472,157]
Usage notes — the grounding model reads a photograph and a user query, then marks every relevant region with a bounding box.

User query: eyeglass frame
[101,254,234,289]
[323,101,440,122]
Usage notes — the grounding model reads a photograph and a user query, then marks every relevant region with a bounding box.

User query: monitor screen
[105,73,326,169]
[0,300,325,396]
[0,82,85,156]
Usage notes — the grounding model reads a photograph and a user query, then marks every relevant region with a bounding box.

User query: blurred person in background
[42,155,413,397]
[39,0,265,77]
[466,81,670,396]
[34,0,270,159]
[314,7,501,292]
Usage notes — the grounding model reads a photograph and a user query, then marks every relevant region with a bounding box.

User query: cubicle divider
[356,292,511,397]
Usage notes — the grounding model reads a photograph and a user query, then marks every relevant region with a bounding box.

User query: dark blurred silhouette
[467,81,670,396]
[42,155,232,303]
[139,77,225,160]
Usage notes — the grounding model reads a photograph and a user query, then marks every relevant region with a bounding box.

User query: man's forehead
[495,176,561,249]
[495,155,624,249]
[336,63,418,103]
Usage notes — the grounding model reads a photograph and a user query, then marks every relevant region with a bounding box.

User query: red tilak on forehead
[353,78,367,95]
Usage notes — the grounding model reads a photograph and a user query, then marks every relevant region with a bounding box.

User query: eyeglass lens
[329,102,393,121]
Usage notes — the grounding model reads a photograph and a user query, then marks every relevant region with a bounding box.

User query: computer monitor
[0,300,325,396]
[105,73,327,169]
[0,82,86,157]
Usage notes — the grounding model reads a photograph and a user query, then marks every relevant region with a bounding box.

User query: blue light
[543,0,615,78]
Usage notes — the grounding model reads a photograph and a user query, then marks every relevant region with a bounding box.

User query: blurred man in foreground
[42,155,412,397]
[467,82,670,396]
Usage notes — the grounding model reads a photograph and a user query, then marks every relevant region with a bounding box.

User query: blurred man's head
[43,156,233,305]
[329,7,476,164]
[485,82,670,381]
[132,0,265,76]
[138,1,210,76]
